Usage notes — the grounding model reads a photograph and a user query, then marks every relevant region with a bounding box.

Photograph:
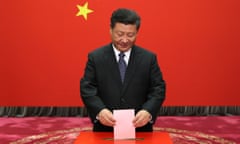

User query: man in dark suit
[80,8,166,132]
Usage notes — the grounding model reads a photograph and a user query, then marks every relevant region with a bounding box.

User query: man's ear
[109,29,112,35]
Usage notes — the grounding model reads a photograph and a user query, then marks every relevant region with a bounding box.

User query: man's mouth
[119,43,129,48]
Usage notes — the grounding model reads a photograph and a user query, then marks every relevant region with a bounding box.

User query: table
[74,131,173,144]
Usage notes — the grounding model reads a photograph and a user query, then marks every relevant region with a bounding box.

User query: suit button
[121,98,125,102]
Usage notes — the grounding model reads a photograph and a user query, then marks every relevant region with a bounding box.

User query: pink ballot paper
[113,109,135,140]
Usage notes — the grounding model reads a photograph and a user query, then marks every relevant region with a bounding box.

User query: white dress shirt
[112,44,131,65]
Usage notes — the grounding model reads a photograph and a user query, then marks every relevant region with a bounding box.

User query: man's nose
[121,37,129,43]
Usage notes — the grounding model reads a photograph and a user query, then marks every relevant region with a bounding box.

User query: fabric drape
[0,106,239,117]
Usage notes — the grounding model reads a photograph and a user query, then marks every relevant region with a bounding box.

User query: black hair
[110,8,141,31]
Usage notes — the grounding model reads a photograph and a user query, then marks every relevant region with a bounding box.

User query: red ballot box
[74,131,173,144]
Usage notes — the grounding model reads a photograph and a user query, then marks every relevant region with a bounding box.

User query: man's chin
[118,46,131,52]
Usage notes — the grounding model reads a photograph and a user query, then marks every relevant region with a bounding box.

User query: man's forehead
[112,23,137,31]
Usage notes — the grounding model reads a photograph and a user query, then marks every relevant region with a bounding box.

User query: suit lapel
[121,46,141,95]
[103,44,123,88]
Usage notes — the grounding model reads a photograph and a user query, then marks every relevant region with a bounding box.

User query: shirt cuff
[149,114,153,124]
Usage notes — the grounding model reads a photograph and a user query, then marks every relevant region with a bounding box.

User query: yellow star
[76,2,94,20]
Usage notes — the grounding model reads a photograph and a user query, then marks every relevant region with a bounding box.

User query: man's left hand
[133,110,151,127]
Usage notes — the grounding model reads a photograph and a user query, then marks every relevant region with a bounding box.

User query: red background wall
[0,0,239,106]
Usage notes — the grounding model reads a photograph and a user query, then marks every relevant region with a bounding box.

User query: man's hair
[110,8,141,31]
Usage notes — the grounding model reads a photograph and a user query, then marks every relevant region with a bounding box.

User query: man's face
[110,22,138,52]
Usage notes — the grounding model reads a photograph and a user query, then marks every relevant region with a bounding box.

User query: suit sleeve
[142,54,166,123]
[80,53,106,122]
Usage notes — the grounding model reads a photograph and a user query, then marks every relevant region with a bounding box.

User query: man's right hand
[97,108,116,127]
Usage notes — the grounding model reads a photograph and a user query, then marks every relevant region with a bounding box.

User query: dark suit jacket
[80,44,166,132]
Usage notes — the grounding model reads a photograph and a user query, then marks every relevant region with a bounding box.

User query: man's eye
[117,32,124,37]
[127,33,135,38]
[127,34,134,37]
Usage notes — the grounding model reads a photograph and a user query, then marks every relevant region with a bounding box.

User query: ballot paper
[113,109,135,140]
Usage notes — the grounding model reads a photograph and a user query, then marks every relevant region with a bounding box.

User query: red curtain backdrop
[0,0,240,106]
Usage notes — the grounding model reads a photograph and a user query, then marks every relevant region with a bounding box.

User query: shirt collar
[112,44,131,62]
